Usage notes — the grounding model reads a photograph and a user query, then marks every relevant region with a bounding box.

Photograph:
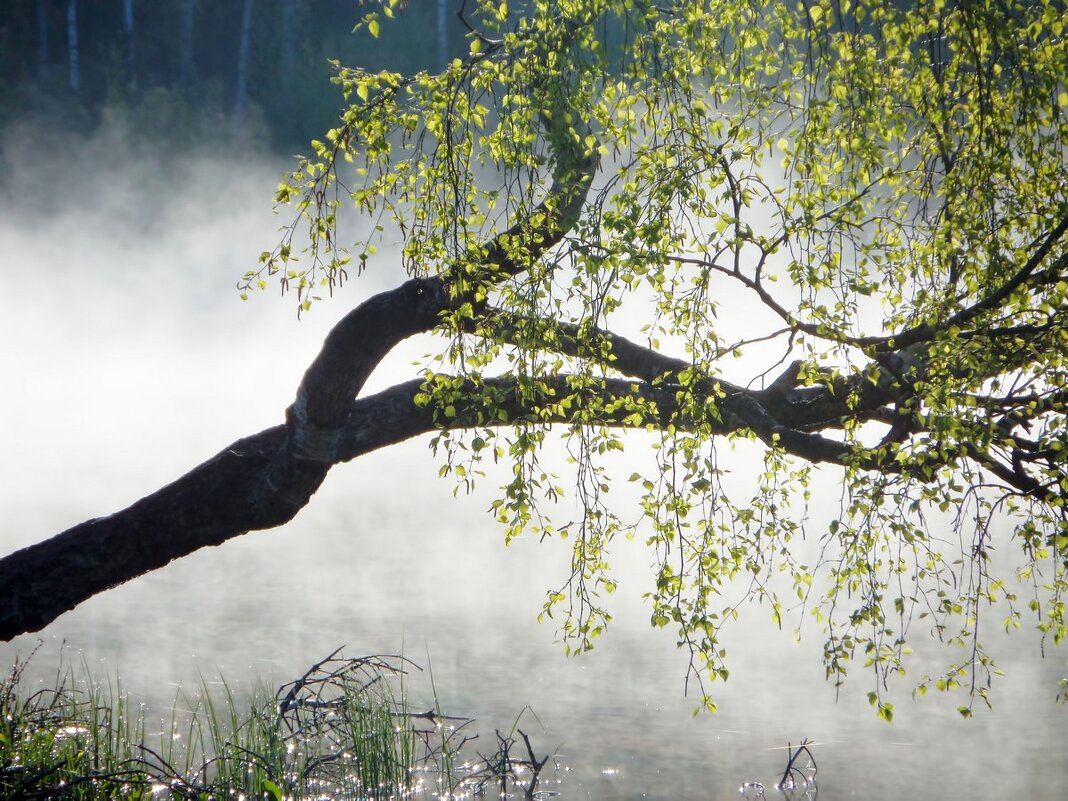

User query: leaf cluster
[261,0,1068,711]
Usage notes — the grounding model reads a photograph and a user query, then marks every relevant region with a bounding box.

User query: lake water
[1,124,1065,801]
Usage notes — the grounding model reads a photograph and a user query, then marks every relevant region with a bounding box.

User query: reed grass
[1,646,555,800]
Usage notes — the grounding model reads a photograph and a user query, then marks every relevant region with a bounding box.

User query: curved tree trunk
[0,133,602,642]
[3,80,1056,642]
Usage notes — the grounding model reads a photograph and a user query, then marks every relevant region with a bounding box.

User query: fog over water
[1,120,1066,800]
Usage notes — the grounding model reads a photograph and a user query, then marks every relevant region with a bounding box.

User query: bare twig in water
[778,739,818,797]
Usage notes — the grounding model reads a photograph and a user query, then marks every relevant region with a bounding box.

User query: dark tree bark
[0,294,860,642]
[1,85,1062,644]
[0,136,602,642]
[0,231,984,644]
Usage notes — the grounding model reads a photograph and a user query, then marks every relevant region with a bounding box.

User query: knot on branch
[757,360,835,415]
[764,360,805,399]
[287,389,344,463]
[411,275,449,320]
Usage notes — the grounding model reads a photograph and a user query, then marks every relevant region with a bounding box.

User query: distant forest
[0,0,468,150]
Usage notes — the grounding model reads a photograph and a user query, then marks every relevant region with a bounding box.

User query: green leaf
[261,779,283,801]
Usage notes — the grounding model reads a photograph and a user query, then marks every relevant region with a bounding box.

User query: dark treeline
[0,0,466,150]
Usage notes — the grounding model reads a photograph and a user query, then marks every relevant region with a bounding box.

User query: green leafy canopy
[246,0,1068,715]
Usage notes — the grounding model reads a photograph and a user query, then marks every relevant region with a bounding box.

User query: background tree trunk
[66,0,79,93]
[179,0,196,96]
[279,0,298,80]
[123,0,137,95]
[35,0,49,82]
[437,0,448,68]
[233,0,255,122]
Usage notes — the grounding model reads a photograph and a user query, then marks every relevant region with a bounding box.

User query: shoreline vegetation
[0,645,557,800]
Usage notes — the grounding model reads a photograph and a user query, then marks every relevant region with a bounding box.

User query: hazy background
[1,2,1066,799]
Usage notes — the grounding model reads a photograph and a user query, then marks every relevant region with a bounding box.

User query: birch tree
[3,0,1067,714]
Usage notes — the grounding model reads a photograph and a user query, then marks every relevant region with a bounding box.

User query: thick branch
[0,371,793,631]
[874,214,1068,353]
[0,375,676,641]
[4,335,1050,643]
[669,214,1068,354]
[289,133,600,461]
[0,426,288,640]
[468,308,920,433]
[6,95,1061,643]
[0,107,601,641]
[0,362,854,641]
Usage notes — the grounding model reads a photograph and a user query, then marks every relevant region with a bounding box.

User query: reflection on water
[1,132,1066,801]
[740,740,819,800]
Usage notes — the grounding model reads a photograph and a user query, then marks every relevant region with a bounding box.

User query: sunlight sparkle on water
[740,781,766,799]
[55,724,89,739]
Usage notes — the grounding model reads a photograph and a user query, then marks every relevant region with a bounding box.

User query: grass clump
[1,646,555,800]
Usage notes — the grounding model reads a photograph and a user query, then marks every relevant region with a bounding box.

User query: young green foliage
[267,0,1068,712]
